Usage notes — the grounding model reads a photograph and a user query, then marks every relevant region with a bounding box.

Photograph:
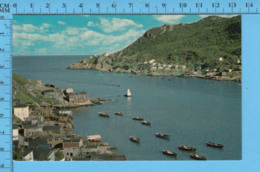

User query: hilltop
[68,16,241,81]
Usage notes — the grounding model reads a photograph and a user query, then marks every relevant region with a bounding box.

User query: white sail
[126,89,131,97]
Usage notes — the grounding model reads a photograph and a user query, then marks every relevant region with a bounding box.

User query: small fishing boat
[155,133,170,139]
[178,145,196,151]
[98,112,110,117]
[162,150,177,156]
[114,112,123,116]
[124,89,132,97]
[190,153,207,160]
[132,117,144,120]
[206,142,224,148]
[129,136,140,143]
[141,120,151,126]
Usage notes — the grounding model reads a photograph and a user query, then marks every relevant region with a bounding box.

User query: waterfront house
[59,110,73,116]
[87,135,102,142]
[67,92,90,104]
[221,72,227,76]
[42,89,63,101]
[14,105,30,121]
[65,88,74,94]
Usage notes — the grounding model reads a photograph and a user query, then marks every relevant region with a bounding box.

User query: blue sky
[13,15,236,55]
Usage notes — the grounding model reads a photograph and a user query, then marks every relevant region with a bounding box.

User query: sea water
[13,55,241,160]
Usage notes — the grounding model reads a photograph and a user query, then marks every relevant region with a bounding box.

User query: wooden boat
[141,120,151,126]
[190,153,207,160]
[114,112,123,116]
[129,136,140,143]
[206,142,224,148]
[98,112,110,117]
[162,150,177,156]
[178,145,196,151]
[132,117,144,120]
[155,133,170,139]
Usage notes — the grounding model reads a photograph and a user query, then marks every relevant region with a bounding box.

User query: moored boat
[206,142,224,148]
[155,133,170,139]
[129,136,140,143]
[114,112,123,116]
[162,150,177,156]
[141,120,151,126]
[124,89,132,97]
[178,145,196,151]
[98,112,110,117]
[190,153,207,160]
[132,117,144,120]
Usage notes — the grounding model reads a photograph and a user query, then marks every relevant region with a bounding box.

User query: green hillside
[68,16,241,81]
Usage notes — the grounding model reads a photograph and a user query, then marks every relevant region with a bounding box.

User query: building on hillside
[67,92,90,104]
[65,88,74,94]
[63,147,81,160]
[47,136,64,148]
[13,124,19,141]
[33,148,55,161]
[23,149,34,161]
[23,125,43,138]
[149,59,156,64]
[43,125,61,134]
[29,136,51,149]
[217,57,224,62]
[42,89,63,101]
[63,138,83,148]
[14,105,30,121]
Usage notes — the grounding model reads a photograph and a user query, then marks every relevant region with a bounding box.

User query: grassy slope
[84,16,241,71]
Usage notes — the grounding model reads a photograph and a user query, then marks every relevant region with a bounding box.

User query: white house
[14,105,29,121]
[13,125,19,141]
[217,57,224,62]
[149,59,156,64]
[65,88,74,94]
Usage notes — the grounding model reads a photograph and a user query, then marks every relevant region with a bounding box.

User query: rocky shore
[67,58,241,82]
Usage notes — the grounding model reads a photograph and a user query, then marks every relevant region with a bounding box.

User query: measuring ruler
[0,0,259,171]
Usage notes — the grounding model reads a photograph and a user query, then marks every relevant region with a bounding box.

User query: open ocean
[13,55,241,160]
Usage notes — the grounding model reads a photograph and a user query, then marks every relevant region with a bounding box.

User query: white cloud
[13,24,38,32]
[99,17,143,33]
[57,20,65,25]
[42,23,51,28]
[199,15,239,18]
[87,21,95,27]
[13,22,146,55]
[13,23,51,33]
[154,15,184,24]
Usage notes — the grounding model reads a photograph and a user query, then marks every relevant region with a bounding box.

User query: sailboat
[124,89,132,97]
